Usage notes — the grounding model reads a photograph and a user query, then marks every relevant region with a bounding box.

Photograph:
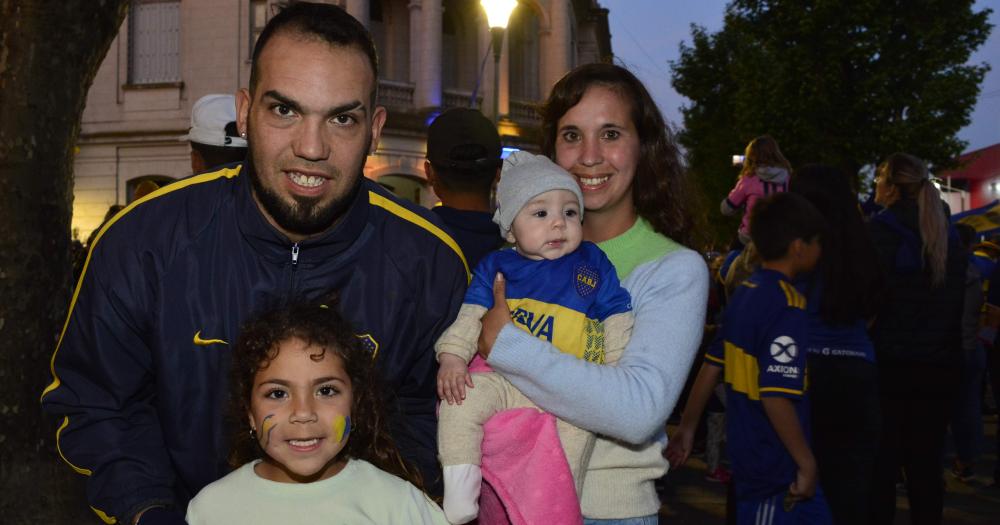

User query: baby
[436,151,634,524]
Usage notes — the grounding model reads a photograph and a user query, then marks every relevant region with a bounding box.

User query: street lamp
[481,0,517,123]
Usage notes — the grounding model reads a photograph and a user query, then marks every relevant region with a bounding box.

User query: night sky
[602,0,1000,153]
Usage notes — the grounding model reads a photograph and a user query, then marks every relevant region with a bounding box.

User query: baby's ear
[505,230,517,244]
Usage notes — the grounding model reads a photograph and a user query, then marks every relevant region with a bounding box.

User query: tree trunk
[0,1,128,522]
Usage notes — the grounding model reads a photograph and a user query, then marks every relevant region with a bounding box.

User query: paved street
[658,416,1000,524]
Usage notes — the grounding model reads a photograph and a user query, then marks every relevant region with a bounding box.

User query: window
[128,0,181,85]
[249,0,269,57]
[508,7,540,101]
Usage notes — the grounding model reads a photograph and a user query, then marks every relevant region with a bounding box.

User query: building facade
[72,0,611,241]
[940,142,1000,211]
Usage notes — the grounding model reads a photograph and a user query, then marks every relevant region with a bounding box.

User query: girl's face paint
[260,414,276,448]
[331,415,351,443]
[247,337,353,484]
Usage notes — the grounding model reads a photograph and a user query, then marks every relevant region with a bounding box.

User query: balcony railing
[509,99,540,124]
[442,89,483,110]
[377,79,415,108]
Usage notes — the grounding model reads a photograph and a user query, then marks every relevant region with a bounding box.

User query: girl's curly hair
[227,298,422,489]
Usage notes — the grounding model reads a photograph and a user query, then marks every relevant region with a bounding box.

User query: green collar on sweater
[597,217,682,280]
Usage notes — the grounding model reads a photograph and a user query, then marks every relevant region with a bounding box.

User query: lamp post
[480,0,517,123]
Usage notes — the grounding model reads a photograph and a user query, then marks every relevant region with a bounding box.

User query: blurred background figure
[791,164,884,525]
[868,153,967,525]
[424,108,504,269]
[182,94,248,174]
[721,135,792,246]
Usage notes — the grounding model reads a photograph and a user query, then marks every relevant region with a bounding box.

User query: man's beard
[245,129,372,238]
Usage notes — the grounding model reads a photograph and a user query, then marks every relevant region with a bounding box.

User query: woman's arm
[485,249,708,444]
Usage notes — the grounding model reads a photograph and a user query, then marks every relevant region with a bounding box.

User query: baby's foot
[442,464,482,524]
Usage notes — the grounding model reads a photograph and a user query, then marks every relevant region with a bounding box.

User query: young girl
[185,300,448,524]
[721,135,792,245]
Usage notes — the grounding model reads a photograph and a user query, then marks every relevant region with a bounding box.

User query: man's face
[237,32,386,241]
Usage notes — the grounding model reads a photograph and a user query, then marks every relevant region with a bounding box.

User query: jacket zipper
[286,243,300,298]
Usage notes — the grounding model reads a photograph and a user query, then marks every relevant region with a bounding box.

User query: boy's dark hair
[228,297,421,489]
[249,2,378,104]
[749,192,826,262]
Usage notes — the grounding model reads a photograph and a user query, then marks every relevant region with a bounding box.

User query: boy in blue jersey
[434,151,634,524]
[679,193,832,525]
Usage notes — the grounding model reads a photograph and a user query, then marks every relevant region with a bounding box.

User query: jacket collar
[235,164,371,265]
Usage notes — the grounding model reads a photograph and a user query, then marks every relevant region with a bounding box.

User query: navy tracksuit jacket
[41,164,467,522]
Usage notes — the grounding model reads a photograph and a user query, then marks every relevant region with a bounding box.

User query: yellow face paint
[261,414,276,448]
[331,415,351,443]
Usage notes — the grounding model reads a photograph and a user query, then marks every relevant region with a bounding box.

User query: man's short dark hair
[750,192,826,261]
[249,2,378,103]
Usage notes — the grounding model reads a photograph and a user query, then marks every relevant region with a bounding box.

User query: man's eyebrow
[262,90,367,119]
[324,100,367,119]
[262,90,302,114]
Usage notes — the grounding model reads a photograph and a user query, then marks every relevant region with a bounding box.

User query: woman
[790,165,884,524]
[868,153,966,525]
[477,63,709,524]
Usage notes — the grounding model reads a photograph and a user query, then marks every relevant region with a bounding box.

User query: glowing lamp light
[481,0,518,29]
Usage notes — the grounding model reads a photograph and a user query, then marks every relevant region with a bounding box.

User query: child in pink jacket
[721,135,792,245]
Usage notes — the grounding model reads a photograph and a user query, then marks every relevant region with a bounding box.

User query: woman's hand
[477,273,511,359]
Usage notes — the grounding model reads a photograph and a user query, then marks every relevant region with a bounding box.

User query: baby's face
[507,189,583,260]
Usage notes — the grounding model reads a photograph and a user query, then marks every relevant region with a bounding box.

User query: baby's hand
[437,353,474,405]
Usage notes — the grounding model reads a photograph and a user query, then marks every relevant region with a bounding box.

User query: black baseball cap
[426,108,502,171]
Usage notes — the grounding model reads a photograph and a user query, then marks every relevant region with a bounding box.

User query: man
[182,93,248,174]
[425,108,505,269]
[41,4,467,524]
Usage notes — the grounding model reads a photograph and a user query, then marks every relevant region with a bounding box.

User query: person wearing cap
[425,108,505,269]
[434,151,634,524]
[183,94,248,174]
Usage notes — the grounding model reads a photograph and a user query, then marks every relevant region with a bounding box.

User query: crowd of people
[42,2,995,525]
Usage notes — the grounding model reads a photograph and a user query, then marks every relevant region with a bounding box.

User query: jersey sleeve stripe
[40,166,243,401]
[704,353,725,365]
[368,191,471,282]
[759,386,804,396]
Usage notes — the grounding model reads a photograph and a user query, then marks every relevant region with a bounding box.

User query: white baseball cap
[181,94,247,148]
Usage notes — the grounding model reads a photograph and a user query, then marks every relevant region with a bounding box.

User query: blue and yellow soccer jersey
[706,268,811,500]
[464,242,631,363]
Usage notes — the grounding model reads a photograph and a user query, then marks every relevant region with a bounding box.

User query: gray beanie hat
[492,151,584,236]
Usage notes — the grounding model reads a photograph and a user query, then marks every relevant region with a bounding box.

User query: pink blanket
[471,357,583,525]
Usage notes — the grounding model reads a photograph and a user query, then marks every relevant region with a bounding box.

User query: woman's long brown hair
[540,62,699,247]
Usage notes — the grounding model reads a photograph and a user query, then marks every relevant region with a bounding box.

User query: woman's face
[553,85,641,218]
[874,168,898,207]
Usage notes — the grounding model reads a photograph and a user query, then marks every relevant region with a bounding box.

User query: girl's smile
[248,338,353,483]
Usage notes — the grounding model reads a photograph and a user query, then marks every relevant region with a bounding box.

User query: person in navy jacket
[40,4,466,524]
